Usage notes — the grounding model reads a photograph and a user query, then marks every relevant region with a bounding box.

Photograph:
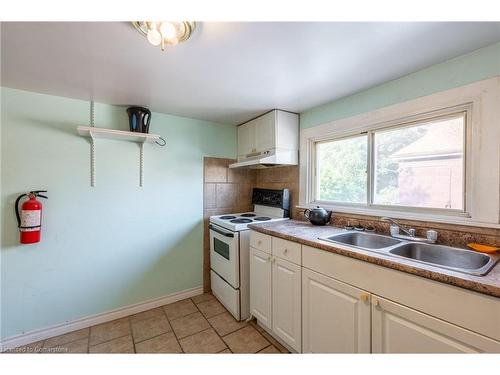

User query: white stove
[208,188,290,321]
[210,207,290,232]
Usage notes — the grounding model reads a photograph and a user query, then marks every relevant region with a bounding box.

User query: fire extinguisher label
[20,210,41,232]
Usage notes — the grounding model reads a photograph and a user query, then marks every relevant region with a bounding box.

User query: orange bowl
[467,243,500,254]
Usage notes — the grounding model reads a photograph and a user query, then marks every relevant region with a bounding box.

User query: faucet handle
[408,228,416,236]
[389,225,399,236]
[426,230,438,243]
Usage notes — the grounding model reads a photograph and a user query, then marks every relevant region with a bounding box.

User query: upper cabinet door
[272,257,301,352]
[302,268,371,353]
[255,112,276,152]
[237,123,255,157]
[371,296,500,353]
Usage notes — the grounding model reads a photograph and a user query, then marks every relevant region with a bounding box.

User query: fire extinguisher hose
[15,190,48,229]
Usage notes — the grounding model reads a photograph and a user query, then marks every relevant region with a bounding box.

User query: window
[314,111,467,213]
[317,135,367,204]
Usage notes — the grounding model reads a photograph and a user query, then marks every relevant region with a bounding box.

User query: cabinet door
[272,257,301,352]
[250,247,272,330]
[237,123,254,157]
[255,112,275,152]
[372,296,500,353]
[302,268,371,353]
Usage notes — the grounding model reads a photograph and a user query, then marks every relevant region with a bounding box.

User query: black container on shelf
[127,106,151,133]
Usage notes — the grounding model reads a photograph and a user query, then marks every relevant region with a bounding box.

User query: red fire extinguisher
[15,190,48,244]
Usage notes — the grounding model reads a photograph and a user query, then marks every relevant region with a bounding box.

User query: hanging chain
[90,100,95,127]
[90,101,96,187]
[139,143,144,187]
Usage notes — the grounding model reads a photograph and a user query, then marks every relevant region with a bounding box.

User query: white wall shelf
[77,125,165,187]
[77,126,161,144]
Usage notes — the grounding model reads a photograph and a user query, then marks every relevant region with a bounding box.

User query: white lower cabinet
[371,296,500,353]
[272,257,301,352]
[250,232,500,353]
[249,233,302,352]
[302,268,371,353]
[249,247,272,330]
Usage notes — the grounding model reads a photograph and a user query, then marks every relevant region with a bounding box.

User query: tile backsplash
[295,208,500,248]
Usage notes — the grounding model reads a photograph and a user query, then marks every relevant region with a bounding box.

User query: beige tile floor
[7,293,289,354]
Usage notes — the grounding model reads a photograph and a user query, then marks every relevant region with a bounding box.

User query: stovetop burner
[254,217,271,221]
[240,213,256,217]
[220,215,237,220]
[230,218,253,224]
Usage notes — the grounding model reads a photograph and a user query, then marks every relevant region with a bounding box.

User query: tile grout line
[193,296,277,353]
[41,328,91,353]
[256,344,273,353]
[86,327,91,354]
[127,316,137,354]
[193,298,230,352]
[161,305,185,353]
[88,331,131,350]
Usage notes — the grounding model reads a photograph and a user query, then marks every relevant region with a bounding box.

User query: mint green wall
[0,88,236,339]
[301,42,500,129]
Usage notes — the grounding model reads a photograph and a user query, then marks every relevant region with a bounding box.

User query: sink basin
[389,242,498,276]
[320,230,499,276]
[321,231,402,250]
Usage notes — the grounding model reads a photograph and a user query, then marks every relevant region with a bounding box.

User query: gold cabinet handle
[283,248,288,254]
[359,293,369,302]
[271,257,276,263]
[267,256,271,262]
[372,298,380,307]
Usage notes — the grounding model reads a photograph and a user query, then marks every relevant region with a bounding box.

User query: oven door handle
[209,224,234,238]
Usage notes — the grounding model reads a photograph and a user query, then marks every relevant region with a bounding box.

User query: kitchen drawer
[272,237,301,265]
[250,231,272,254]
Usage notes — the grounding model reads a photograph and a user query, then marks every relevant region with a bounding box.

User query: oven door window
[214,237,230,260]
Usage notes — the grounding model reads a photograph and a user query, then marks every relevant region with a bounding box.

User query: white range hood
[230,109,299,169]
[229,149,297,169]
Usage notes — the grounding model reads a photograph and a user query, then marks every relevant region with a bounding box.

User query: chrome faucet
[380,217,438,244]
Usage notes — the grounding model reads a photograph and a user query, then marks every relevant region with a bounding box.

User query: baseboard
[0,285,203,351]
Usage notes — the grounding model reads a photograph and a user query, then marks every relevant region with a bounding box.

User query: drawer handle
[359,293,369,302]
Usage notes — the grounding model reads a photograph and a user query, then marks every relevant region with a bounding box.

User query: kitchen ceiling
[1,22,499,125]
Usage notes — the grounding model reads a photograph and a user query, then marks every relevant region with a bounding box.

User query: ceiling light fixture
[132,21,196,51]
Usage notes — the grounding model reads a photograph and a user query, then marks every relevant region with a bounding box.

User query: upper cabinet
[236,110,298,160]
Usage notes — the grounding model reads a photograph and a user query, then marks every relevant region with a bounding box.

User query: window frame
[310,104,472,217]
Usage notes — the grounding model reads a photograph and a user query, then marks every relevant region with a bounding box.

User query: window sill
[296,204,500,229]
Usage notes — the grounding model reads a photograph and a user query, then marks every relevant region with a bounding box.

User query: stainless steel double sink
[319,231,499,276]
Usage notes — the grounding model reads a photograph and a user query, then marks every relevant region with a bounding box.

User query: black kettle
[304,206,333,226]
[127,106,151,133]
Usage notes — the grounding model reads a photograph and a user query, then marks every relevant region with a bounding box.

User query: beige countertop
[248,220,500,298]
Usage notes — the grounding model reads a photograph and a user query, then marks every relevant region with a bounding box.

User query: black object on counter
[304,206,332,226]
[127,106,151,133]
